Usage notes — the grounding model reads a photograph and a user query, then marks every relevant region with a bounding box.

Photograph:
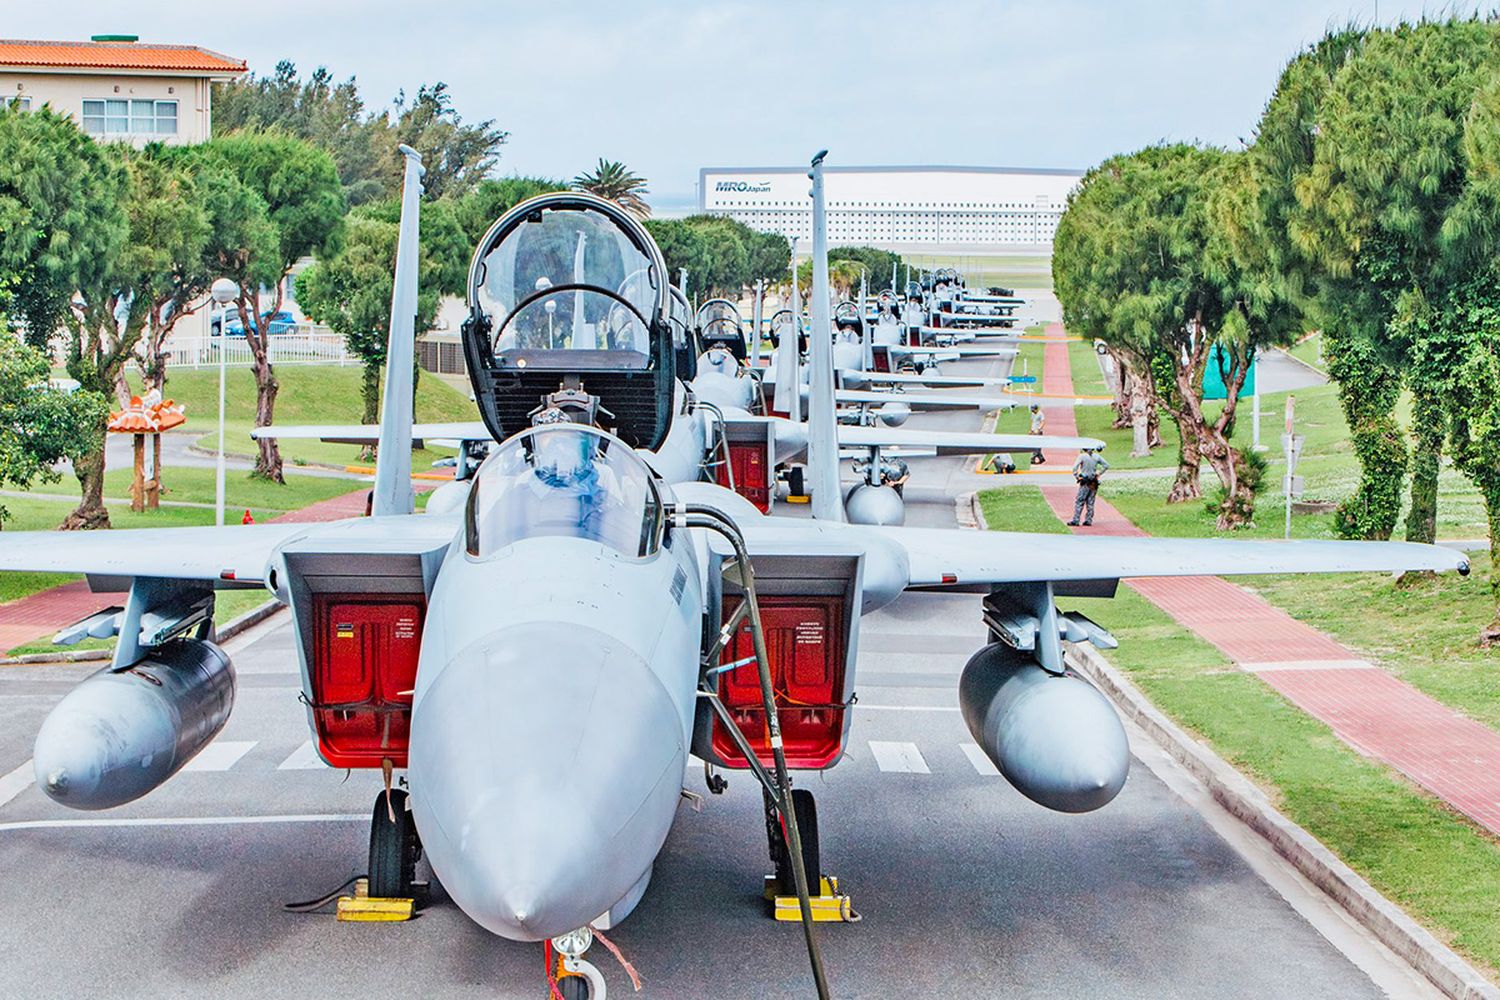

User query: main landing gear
[766,787,821,897]
[368,786,423,902]
[762,787,857,923]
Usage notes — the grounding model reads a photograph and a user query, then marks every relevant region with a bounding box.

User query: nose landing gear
[551,928,607,999]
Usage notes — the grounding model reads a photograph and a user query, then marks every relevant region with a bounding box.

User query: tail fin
[805,150,844,523]
[371,145,424,517]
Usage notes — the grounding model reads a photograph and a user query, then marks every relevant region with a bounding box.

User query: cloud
[10,0,1453,201]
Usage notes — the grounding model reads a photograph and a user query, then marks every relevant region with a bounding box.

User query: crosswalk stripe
[182,740,257,773]
[960,743,1001,776]
[869,741,930,774]
[0,760,34,810]
[276,741,326,771]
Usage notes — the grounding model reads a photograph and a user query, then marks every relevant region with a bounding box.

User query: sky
[9,1,1474,211]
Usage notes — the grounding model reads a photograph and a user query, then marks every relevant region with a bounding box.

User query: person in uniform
[1028,404,1046,465]
[1068,446,1109,526]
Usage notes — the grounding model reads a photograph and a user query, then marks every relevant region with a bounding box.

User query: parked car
[212,310,297,337]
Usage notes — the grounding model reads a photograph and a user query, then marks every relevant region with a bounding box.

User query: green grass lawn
[979,484,1500,974]
[1288,331,1328,374]
[5,587,277,657]
[134,365,474,468]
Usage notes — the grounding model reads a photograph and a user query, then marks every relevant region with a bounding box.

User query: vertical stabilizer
[859,273,871,370]
[751,280,764,368]
[371,145,423,517]
[775,263,802,422]
[806,150,844,522]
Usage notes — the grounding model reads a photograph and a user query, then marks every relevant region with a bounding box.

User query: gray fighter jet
[0,149,1468,999]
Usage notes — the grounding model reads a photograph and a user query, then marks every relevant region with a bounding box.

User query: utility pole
[1282,394,1303,539]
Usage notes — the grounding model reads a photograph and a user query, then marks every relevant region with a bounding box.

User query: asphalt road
[0,350,1435,999]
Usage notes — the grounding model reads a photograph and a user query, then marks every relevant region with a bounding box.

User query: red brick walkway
[1036,323,1500,838]
[0,484,375,652]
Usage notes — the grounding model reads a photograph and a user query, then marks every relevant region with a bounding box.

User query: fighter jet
[0,149,1469,999]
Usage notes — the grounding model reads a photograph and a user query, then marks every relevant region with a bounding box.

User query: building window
[82,98,177,136]
[8,96,31,112]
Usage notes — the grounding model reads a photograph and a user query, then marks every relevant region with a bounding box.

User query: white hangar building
[698,164,1084,251]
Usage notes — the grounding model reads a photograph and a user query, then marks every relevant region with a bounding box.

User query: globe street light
[210,278,238,527]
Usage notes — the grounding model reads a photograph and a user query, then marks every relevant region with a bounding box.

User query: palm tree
[573,158,651,218]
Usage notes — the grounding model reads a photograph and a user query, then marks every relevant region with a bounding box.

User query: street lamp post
[210,278,238,527]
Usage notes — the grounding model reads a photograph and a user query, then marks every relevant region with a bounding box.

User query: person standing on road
[1028,404,1046,465]
[1068,446,1109,526]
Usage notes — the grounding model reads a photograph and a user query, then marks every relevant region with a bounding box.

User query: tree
[1055,145,1229,507]
[0,105,128,351]
[1294,19,1500,543]
[215,63,509,206]
[202,132,347,482]
[298,196,468,436]
[390,83,507,200]
[0,333,109,527]
[828,246,903,294]
[454,176,568,245]
[574,159,650,218]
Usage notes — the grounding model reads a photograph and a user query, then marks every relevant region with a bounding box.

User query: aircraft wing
[0,523,309,583]
[838,425,1102,456]
[0,514,462,585]
[888,344,1018,358]
[251,422,493,445]
[856,371,1013,389]
[888,527,1470,587]
[835,388,1018,411]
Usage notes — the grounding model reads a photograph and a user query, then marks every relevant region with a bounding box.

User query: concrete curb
[967,493,1499,1000]
[0,598,282,667]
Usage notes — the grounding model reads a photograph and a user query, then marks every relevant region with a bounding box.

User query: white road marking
[0,760,34,810]
[960,743,1000,776]
[853,704,961,712]
[0,814,365,834]
[276,741,326,771]
[869,741,930,774]
[181,740,257,773]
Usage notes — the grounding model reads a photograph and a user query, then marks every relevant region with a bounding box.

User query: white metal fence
[167,329,353,368]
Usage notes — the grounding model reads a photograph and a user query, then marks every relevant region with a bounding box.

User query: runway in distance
[0,148,1468,998]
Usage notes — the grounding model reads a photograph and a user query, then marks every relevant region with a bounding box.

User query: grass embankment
[133,365,476,468]
[902,253,1052,294]
[979,485,1500,976]
[1288,331,1328,374]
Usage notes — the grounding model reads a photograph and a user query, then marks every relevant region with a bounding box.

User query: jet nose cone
[409,623,686,941]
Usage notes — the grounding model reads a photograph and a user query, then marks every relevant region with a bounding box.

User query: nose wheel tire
[558,974,591,999]
[368,787,421,899]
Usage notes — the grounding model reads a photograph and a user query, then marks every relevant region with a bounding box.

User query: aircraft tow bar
[677,502,833,1000]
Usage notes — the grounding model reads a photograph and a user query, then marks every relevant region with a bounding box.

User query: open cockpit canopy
[462,193,676,449]
[696,298,747,359]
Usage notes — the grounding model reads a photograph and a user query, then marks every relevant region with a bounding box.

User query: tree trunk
[1325,334,1405,540]
[1165,400,1202,503]
[252,356,283,482]
[1482,482,1500,647]
[1404,387,1442,545]
[1103,346,1130,429]
[238,291,285,483]
[1125,367,1151,457]
[360,363,381,462]
[62,435,110,530]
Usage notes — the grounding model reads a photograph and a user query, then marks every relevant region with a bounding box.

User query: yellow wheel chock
[763,875,861,923]
[336,877,415,922]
